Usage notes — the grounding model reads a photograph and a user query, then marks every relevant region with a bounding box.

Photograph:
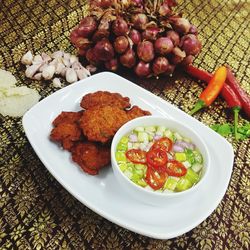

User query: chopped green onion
[138,132,149,142]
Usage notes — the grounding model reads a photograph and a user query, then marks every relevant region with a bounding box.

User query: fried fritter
[80,106,129,143]
[80,91,131,110]
[126,105,151,120]
[50,123,82,150]
[71,142,111,175]
[52,111,83,126]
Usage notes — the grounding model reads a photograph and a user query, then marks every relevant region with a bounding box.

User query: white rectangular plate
[22,72,234,239]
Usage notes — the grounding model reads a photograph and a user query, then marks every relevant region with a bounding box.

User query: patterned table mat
[0,0,249,249]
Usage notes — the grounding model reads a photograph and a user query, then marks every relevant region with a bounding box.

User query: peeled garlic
[52,78,62,88]
[21,51,33,65]
[25,64,42,78]
[41,52,51,63]
[33,73,42,80]
[55,61,65,75]
[69,55,78,65]
[33,55,43,64]
[76,69,87,80]
[42,65,55,80]
[66,68,77,83]
[52,50,63,59]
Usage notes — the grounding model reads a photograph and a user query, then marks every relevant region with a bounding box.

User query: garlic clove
[63,52,71,61]
[42,65,56,80]
[55,62,66,75]
[76,69,88,80]
[33,73,42,80]
[69,55,79,65]
[52,50,64,59]
[80,66,91,76]
[41,52,52,63]
[60,67,68,77]
[71,61,82,70]
[33,55,43,64]
[62,58,71,68]
[21,51,33,65]
[66,68,78,83]
[25,64,42,78]
[86,65,97,73]
[52,78,62,88]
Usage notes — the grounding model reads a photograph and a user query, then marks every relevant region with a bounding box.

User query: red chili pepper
[125,149,147,164]
[146,149,168,168]
[189,66,227,115]
[145,166,168,190]
[185,65,243,139]
[226,66,250,119]
[221,85,241,139]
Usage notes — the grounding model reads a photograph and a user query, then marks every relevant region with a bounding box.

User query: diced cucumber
[164,177,178,191]
[174,132,182,141]
[183,137,191,143]
[183,161,191,168]
[127,142,133,150]
[138,132,149,142]
[185,168,199,184]
[185,149,195,164]
[119,163,128,172]
[192,163,203,173]
[137,179,147,187]
[134,126,144,132]
[145,126,156,132]
[175,178,192,192]
[116,142,128,151]
[123,170,133,179]
[139,142,148,151]
[134,164,146,170]
[132,142,140,149]
[193,150,203,164]
[164,130,174,141]
[115,151,126,162]
[120,136,129,144]
[175,152,187,162]
[131,174,142,182]
[134,169,144,177]
[157,126,166,133]
[148,134,154,141]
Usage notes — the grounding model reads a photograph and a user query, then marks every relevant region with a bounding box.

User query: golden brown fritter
[50,123,82,150]
[71,142,111,175]
[80,91,131,110]
[126,105,151,120]
[80,106,129,143]
[52,111,83,126]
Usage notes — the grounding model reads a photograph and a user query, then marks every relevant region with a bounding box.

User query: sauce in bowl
[115,125,204,193]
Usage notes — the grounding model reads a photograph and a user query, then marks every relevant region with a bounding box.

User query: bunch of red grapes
[70,0,202,77]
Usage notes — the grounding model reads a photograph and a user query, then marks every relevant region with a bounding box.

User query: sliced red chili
[166,160,187,177]
[146,149,168,168]
[151,137,173,152]
[145,166,168,190]
[125,149,147,164]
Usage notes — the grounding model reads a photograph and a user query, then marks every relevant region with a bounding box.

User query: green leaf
[216,124,232,136]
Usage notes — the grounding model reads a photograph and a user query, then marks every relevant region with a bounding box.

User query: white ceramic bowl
[111,116,211,206]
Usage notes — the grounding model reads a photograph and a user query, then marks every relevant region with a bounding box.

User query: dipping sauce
[115,125,204,192]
